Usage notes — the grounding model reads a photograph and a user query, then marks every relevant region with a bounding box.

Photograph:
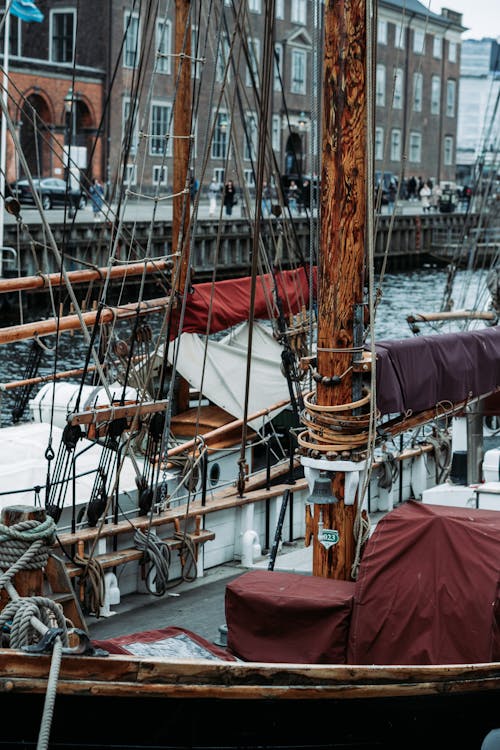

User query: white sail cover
[167,322,289,429]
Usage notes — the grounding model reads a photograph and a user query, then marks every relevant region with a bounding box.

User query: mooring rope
[0,515,67,750]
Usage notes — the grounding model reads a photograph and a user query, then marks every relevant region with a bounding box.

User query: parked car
[10,177,87,211]
[438,188,458,213]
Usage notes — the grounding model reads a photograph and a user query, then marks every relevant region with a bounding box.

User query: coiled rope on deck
[0,514,67,750]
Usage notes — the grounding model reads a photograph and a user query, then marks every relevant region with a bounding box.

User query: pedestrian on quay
[208,177,220,217]
[299,178,311,213]
[261,180,272,217]
[419,181,432,213]
[407,175,417,201]
[89,178,105,220]
[431,183,442,211]
[223,179,237,217]
[287,179,300,214]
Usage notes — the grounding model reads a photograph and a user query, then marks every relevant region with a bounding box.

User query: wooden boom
[0,260,169,295]
[0,296,173,345]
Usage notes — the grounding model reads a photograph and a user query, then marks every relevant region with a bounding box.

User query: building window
[216,36,230,83]
[446,79,456,117]
[124,12,139,68]
[191,26,200,79]
[50,10,75,63]
[248,0,261,12]
[244,112,258,161]
[291,49,306,94]
[393,68,404,110]
[272,115,281,151]
[156,19,171,74]
[0,13,22,57]
[390,129,401,161]
[394,22,405,49]
[122,97,139,155]
[433,36,442,58]
[152,165,168,185]
[431,75,440,115]
[409,132,422,163]
[375,126,384,161]
[444,135,454,165]
[413,72,423,112]
[291,0,306,25]
[413,28,425,55]
[275,0,284,19]
[376,64,385,107]
[123,164,137,186]
[274,43,283,91]
[246,37,260,87]
[214,167,225,184]
[212,112,229,159]
[448,41,457,62]
[378,19,387,45]
[244,169,255,187]
[150,103,173,156]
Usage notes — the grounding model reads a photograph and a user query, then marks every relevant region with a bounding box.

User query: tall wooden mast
[172,0,192,295]
[305,0,367,580]
[172,0,192,411]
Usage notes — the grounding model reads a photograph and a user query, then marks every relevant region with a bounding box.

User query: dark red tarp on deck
[226,570,355,663]
[349,501,500,665]
[181,267,316,336]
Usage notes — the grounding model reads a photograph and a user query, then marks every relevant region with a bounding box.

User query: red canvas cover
[349,501,500,665]
[226,570,355,663]
[180,267,316,336]
[92,626,236,661]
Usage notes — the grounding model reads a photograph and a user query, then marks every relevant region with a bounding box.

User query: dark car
[11,177,87,211]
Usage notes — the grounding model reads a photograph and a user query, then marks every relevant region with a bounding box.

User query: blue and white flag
[9,0,44,23]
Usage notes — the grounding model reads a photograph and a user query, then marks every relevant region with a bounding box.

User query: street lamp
[63,87,77,186]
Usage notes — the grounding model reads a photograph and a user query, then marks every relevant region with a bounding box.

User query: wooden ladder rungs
[65,529,215,578]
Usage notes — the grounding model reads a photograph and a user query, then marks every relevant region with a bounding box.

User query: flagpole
[0,5,10,265]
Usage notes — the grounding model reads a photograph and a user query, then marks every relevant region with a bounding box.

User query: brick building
[2,0,465,197]
[375,0,464,188]
[2,0,107,187]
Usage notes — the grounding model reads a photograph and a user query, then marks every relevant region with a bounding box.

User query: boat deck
[87,541,314,644]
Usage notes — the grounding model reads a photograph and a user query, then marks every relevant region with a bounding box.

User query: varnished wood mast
[313,0,367,579]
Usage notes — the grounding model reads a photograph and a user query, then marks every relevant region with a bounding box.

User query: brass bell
[307,472,337,504]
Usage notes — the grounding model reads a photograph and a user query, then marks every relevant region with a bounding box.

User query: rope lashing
[298,390,376,454]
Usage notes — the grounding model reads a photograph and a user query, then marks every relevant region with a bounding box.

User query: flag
[9,0,44,23]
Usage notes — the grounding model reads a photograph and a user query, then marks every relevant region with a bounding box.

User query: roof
[379,0,465,30]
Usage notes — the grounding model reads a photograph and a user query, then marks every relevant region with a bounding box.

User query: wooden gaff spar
[0,296,172,344]
[0,260,170,295]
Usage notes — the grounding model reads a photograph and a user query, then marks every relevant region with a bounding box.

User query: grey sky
[428,1,498,40]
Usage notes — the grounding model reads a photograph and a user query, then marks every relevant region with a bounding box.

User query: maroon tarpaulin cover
[93,626,236,661]
[349,501,500,665]
[226,570,355,663]
[180,267,316,336]
[374,327,500,416]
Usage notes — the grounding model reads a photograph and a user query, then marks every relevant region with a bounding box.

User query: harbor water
[0,266,492,424]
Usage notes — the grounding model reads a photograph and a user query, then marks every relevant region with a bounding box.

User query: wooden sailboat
[1,0,500,748]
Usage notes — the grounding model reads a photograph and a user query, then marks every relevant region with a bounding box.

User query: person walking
[223,179,236,217]
[208,178,219,217]
[419,181,432,213]
[287,179,300,214]
[261,180,272,216]
[89,178,104,220]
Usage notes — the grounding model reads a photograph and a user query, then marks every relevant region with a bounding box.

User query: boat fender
[100,572,120,617]
[241,529,261,567]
